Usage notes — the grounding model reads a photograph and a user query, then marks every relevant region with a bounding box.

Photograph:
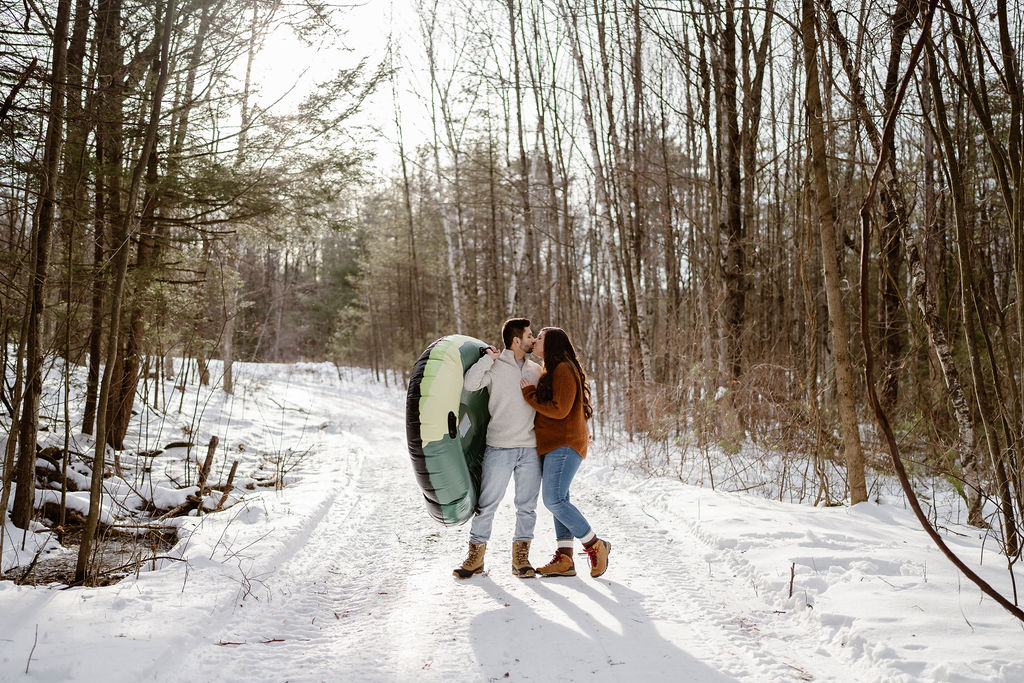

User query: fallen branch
[104,522,179,534]
[156,495,202,520]
[98,554,187,578]
[25,624,37,674]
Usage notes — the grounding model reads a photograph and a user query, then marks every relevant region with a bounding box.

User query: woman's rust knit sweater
[521,362,589,458]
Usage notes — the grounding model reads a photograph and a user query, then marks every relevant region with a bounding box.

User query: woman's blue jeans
[541,446,592,540]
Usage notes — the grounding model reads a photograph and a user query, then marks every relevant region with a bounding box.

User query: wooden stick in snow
[197,436,218,492]
[215,460,239,511]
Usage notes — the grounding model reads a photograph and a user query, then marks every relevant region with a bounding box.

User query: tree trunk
[81,182,105,436]
[76,0,174,584]
[505,0,534,315]
[740,2,774,349]
[878,1,917,412]
[223,260,236,395]
[423,4,464,330]
[84,0,125,436]
[991,0,1024,424]
[108,41,167,448]
[924,45,999,528]
[624,0,654,388]
[558,0,630,372]
[719,1,745,395]
[801,0,867,505]
[223,2,261,394]
[391,48,423,343]
[12,0,72,529]
[108,159,160,448]
[820,0,916,415]
[0,313,31,553]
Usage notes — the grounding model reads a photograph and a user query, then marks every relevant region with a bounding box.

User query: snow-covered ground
[1,360,1022,682]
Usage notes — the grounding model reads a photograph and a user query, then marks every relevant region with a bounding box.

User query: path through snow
[151,377,890,682]
[2,363,1020,682]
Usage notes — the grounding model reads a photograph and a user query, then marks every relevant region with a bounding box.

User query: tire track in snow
[152,385,421,682]
[574,472,817,681]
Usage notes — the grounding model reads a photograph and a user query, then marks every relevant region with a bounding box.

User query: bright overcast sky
[250,0,427,173]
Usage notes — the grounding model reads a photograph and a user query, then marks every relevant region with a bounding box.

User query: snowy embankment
[1,361,1021,682]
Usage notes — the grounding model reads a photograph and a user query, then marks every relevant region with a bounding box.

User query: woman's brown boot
[536,548,576,577]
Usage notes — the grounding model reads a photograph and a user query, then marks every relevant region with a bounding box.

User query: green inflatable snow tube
[406,335,491,525]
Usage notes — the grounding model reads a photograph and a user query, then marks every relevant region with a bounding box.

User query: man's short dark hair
[502,318,531,348]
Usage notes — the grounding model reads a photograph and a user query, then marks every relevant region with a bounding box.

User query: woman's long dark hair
[535,327,593,419]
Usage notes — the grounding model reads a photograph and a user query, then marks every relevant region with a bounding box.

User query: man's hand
[486,346,500,360]
[520,377,534,389]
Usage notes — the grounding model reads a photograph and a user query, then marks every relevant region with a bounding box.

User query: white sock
[557,538,573,550]
[580,530,596,546]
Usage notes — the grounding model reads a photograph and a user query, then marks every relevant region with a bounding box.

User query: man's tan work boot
[512,540,535,578]
[453,541,486,579]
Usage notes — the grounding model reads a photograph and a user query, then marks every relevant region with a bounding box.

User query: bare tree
[800,0,867,504]
[12,0,72,529]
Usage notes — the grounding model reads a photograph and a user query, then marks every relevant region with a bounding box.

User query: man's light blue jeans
[469,446,541,543]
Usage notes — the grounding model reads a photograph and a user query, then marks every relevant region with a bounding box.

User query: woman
[520,327,610,578]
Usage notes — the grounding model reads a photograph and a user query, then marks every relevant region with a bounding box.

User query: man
[453,318,543,579]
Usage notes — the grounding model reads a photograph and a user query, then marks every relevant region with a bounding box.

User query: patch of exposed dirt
[8,522,177,587]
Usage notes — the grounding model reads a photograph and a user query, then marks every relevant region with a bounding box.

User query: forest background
[2,0,1024,602]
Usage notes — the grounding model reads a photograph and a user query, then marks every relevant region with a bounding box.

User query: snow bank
[584,456,1024,682]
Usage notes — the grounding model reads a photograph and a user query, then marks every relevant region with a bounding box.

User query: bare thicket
[343,0,1024,558]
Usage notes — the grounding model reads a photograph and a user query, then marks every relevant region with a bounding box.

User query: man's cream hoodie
[463,349,542,448]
